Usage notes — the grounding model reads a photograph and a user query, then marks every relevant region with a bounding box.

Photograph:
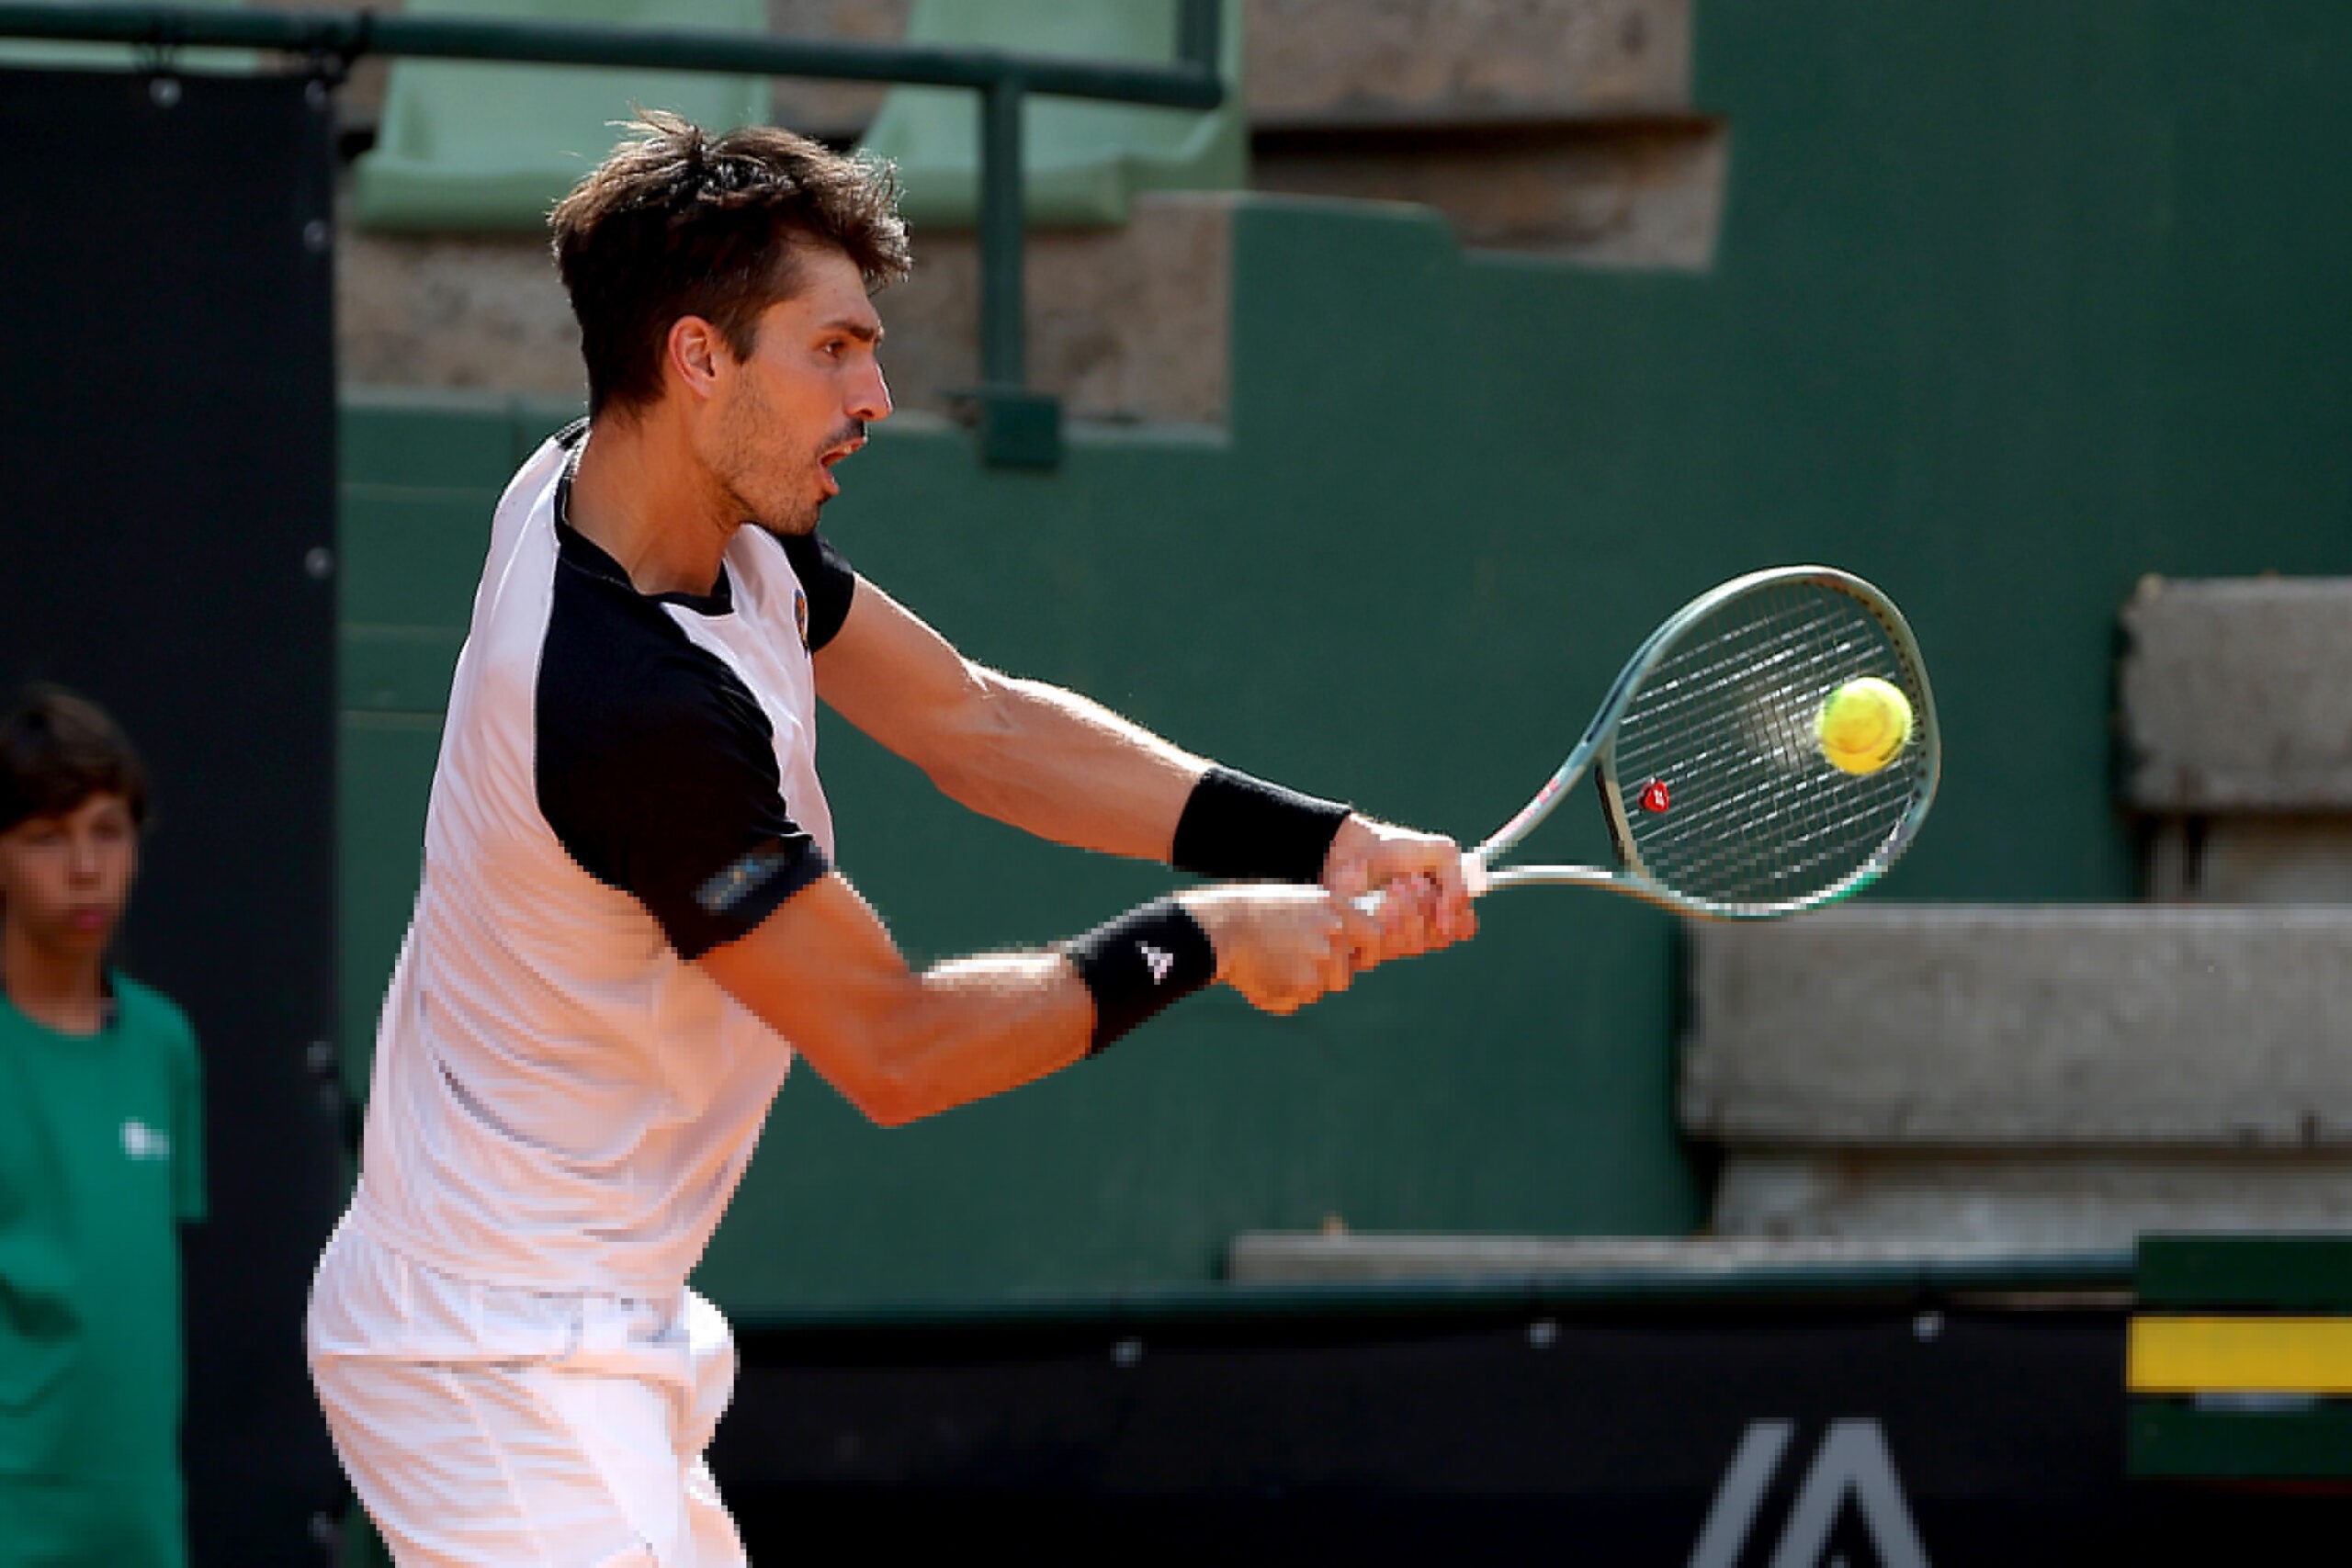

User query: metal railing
[0,0,1231,466]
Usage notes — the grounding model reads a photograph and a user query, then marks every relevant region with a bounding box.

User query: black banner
[0,65,345,1566]
[720,1301,2330,1565]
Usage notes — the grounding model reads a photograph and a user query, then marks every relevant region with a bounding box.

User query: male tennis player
[307,112,1474,1566]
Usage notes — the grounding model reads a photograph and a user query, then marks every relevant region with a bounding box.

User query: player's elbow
[829,1057,935,1129]
[853,1080,927,1129]
[915,671,1031,815]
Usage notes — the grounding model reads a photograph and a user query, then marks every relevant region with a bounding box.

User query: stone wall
[330,0,1712,410]
[336,193,1234,423]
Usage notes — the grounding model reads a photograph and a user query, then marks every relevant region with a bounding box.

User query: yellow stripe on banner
[2130,1317,2352,1393]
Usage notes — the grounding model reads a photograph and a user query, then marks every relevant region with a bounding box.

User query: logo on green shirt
[120,1118,172,1161]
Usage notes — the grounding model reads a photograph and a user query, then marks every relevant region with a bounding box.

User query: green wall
[339,0,2352,1310]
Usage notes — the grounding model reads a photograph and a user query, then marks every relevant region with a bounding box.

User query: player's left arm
[815,573,1200,859]
[813,576,1475,944]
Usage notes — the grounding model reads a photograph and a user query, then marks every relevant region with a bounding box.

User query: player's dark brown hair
[550,110,911,418]
[0,683,150,835]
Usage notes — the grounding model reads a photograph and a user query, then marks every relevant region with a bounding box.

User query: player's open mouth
[818,437,863,498]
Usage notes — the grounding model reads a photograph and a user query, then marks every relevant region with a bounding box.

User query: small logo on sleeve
[794,588,810,652]
[121,1120,172,1162]
[1139,942,1176,985]
[694,839,797,915]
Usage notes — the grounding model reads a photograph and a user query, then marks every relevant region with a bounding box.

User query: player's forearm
[705,875,1220,1127]
[703,872,1388,1128]
[831,951,1096,1127]
[921,671,1206,860]
[847,884,1368,1124]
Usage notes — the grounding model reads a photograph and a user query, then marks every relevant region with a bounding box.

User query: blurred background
[6,0,2352,1561]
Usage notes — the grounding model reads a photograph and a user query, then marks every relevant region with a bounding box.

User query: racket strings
[1641,601,1916,900]
[1660,606,1906,897]
[1610,584,1927,911]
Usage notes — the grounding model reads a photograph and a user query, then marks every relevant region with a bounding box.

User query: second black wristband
[1059,897,1218,1055]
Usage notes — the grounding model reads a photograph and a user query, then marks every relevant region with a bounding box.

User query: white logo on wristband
[1139,942,1176,985]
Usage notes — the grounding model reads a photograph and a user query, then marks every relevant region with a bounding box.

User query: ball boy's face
[0,791,139,961]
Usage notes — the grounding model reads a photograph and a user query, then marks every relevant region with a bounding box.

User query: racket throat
[1598,765,1637,870]
[1463,851,1491,898]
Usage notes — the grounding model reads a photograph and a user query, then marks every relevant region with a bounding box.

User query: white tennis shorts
[306,1218,749,1568]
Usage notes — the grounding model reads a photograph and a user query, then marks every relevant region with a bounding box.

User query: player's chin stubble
[748,496,821,538]
[721,453,822,539]
[749,429,858,539]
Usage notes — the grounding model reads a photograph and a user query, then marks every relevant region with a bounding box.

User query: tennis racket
[1382,565,1939,920]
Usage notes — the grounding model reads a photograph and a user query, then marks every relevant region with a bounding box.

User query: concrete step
[1712,1151,2352,1249]
[2143,818,2352,905]
[2120,575,2352,815]
[2122,575,2352,902]
[1253,118,1721,266]
[1227,1230,2090,1283]
[794,0,1713,264]
[831,0,1708,266]
[1248,0,1690,130]
[1684,904,2352,1248]
[1683,905,2352,1149]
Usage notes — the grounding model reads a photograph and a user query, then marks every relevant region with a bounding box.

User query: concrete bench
[1248,0,1690,130]
[1683,906,2352,1246]
[2121,575,2352,901]
[2120,575,2352,814]
[1227,1231,2072,1282]
[1246,0,1718,265]
[1684,906,2352,1147]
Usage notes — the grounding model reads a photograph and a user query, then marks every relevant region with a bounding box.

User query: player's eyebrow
[820,317,884,344]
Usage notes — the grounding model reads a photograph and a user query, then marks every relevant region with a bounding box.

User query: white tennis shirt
[343,424,855,1299]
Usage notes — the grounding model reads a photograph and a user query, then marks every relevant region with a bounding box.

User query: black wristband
[1170,766,1351,883]
[1058,897,1218,1055]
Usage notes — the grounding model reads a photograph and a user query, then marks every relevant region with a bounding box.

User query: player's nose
[849,362,891,424]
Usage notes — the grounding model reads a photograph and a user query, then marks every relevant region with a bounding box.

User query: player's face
[0,792,138,962]
[711,246,892,537]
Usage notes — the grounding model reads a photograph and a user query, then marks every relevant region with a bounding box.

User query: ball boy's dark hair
[0,684,150,835]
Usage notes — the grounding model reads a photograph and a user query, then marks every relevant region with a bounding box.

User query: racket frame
[1464,565,1940,919]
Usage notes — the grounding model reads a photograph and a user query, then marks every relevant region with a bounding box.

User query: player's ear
[665,315,729,404]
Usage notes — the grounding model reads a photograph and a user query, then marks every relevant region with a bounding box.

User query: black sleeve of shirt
[537,588,830,959]
[779,528,857,652]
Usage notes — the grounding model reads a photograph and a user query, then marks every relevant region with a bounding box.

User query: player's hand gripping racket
[1373,565,1939,920]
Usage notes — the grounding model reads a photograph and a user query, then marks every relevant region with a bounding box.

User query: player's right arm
[533,577,1408,1128]
[696,874,1387,1127]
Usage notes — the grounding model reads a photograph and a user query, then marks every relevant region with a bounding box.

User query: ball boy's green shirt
[0,974,205,1568]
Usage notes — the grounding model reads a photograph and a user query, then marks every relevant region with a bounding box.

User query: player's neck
[1,922,110,1036]
[569,415,735,599]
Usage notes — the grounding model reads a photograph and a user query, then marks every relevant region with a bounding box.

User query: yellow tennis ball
[1816,677,1914,775]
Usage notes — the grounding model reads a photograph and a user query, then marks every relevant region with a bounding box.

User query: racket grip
[1347,852,1489,916]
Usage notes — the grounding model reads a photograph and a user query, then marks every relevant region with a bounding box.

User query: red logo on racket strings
[1638,779,1671,814]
